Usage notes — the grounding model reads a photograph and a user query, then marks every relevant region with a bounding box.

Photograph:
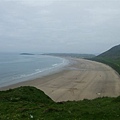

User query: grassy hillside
[0,86,120,120]
[93,57,120,74]
[98,44,120,59]
[1,45,120,119]
[92,44,120,74]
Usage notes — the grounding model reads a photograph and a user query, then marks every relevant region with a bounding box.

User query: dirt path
[1,58,120,102]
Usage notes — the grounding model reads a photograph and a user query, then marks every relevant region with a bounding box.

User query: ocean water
[0,53,68,87]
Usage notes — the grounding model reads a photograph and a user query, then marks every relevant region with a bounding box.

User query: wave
[11,59,68,80]
[0,55,69,88]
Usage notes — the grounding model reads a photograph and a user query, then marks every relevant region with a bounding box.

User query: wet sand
[0,58,120,102]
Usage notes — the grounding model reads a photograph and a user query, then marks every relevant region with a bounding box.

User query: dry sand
[0,58,120,102]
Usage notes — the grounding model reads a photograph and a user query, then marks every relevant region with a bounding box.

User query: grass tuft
[0,86,120,119]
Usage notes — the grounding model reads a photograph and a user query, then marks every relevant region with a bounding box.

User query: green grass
[0,86,120,120]
[92,57,120,75]
[92,44,120,74]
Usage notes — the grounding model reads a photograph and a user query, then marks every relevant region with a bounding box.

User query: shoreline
[0,55,70,88]
[0,58,120,102]
[0,57,73,90]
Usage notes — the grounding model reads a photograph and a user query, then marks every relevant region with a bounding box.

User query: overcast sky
[0,0,120,54]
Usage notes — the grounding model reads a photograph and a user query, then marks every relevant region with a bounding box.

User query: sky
[0,0,120,54]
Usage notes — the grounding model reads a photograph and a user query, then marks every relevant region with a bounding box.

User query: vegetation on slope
[0,86,120,120]
[93,57,120,74]
[92,44,120,74]
[98,44,120,59]
[1,45,120,119]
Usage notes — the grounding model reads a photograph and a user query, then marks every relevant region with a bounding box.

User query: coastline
[0,58,120,102]
[0,57,72,90]
[0,55,69,88]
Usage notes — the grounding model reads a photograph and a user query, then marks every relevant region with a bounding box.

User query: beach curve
[0,58,120,102]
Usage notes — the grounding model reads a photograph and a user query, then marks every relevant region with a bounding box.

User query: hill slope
[92,44,120,74]
[97,44,120,59]
[0,86,120,120]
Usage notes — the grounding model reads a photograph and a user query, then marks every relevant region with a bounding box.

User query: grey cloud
[0,0,120,53]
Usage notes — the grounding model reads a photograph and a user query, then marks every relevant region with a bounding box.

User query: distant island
[20,53,35,55]
[1,45,120,119]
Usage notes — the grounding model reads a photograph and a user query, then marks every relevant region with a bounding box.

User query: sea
[0,53,68,88]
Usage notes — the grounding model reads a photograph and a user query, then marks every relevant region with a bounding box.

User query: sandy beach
[0,58,120,102]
